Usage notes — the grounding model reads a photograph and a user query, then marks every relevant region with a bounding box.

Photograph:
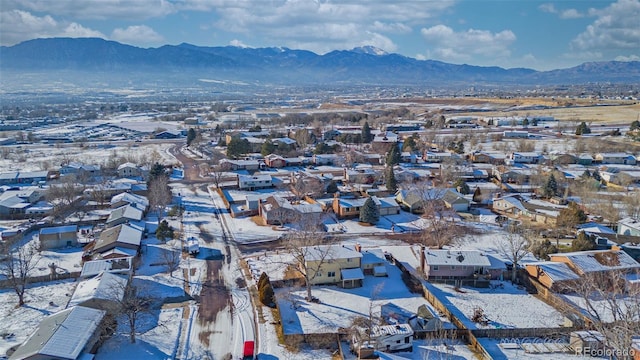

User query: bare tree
[498,224,531,283]
[0,244,39,306]
[161,247,182,277]
[411,182,464,249]
[148,175,172,217]
[106,280,152,344]
[571,270,640,358]
[283,224,334,301]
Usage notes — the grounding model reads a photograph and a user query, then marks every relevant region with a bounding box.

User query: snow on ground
[95,307,183,360]
[276,262,450,335]
[560,292,639,323]
[451,224,540,266]
[478,338,613,360]
[0,279,77,356]
[360,339,479,360]
[429,282,566,329]
[17,231,85,277]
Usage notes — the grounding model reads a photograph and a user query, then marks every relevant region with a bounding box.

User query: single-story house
[9,306,106,360]
[422,250,501,280]
[86,223,142,260]
[80,256,134,278]
[525,261,581,292]
[117,162,142,178]
[110,192,149,211]
[68,271,128,313]
[332,195,400,219]
[105,204,144,227]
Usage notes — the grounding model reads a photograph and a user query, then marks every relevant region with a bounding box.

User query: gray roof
[424,250,492,267]
[302,244,363,262]
[341,267,365,281]
[527,261,580,282]
[106,204,143,224]
[80,257,134,277]
[9,306,105,360]
[40,225,78,235]
[68,272,128,307]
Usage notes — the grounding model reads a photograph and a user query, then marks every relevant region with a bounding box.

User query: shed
[39,225,78,250]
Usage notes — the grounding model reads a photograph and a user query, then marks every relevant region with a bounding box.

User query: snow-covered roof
[110,192,149,209]
[424,250,492,267]
[550,250,640,274]
[577,223,616,234]
[80,257,134,277]
[372,323,413,337]
[526,262,580,282]
[68,272,128,307]
[39,225,77,235]
[341,268,364,281]
[106,204,143,224]
[361,249,386,265]
[94,224,142,252]
[9,306,106,360]
[303,244,363,262]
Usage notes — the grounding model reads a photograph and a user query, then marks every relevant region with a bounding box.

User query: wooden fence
[0,271,81,289]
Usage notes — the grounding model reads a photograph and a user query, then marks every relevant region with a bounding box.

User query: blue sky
[1,0,638,70]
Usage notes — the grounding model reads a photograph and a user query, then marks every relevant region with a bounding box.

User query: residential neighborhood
[0,86,640,360]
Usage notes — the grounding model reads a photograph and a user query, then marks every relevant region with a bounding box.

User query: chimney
[420,245,426,273]
[355,243,361,252]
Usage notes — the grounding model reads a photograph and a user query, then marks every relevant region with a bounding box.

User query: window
[347,258,352,262]
[432,265,439,271]
[328,271,336,277]
[451,266,455,270]
[404,337,410,343]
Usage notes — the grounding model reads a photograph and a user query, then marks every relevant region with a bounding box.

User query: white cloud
[111,25,164,47]
[615,54,640,61]
[571,0,640,51]
[229,39,249,48]
[5,0,175,20]
[420,24,516,63]
[0,10,105,45]
[560,9,584,19]
[539,3,557,14]
[371,21,411,34]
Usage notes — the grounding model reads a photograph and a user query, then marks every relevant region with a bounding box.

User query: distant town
[0,92,639,360]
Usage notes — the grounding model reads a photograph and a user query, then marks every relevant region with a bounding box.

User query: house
[237,174,272,191]
[0,188,44,218]
[371,132,398,152]
[423,151,455,163]
[105,204,144,227]
[332,195,400,219]
[60,162,101,177]
[344,168,379,184]
[507,152,543,164]
[87,223,142,259]
[39,225,78,250]
[302,245,364,287]
[549,250,640,277]
[361,248,388,276]
[259,196,324,225]
[117,162,142,178]
[422,250,498,280]
[550,153,577,165]
[264,154,286,168]
[313,154,345,166]
[595,152,637,165]
[68,271,128,313]
[618,217,640,236]
[525,262,581,292]
[577,154,594,166]
[9,306,106,360]
[80,256,134,278]
[16,171,50,185]
[503,130,529,139]
[470,151,506,165]
[492,195,529,216]
[110,192,149,211]
[395,188,468,213]
[220,159,262,171]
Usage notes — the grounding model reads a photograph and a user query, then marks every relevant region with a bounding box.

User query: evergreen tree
[531,240,558,260]
[571,231,597,251]
[542,173,558,198]
[472,186,482,202]
[186,128,196,146]
[592,169,602,181]
[326,180,339,194]
[385,144,401,166]
[226,137,250,159]
[454,179,470,195]
[522,118,529,127]
[148,162,166,182]
[455,141,465,154]
[156,220,174,242]
[557,202,587,228]
[261,139,276,156]
[359,197,380,224]
[402,135,417,152]
[386,167,398,193]
[575,121,591,135]
[630,120,640,131]
[361,122,373,143]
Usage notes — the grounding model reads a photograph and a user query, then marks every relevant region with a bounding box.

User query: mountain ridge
[2,37,639,86]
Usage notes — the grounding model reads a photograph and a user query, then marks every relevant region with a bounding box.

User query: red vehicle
[243,340,255,360]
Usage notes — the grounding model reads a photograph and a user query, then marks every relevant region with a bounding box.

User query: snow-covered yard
[429,282,566,330]
[276,263,449,335]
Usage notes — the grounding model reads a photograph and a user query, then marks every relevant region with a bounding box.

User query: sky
[1,0,639,71]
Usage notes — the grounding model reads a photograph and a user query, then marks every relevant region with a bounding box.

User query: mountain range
[2,37,639,87]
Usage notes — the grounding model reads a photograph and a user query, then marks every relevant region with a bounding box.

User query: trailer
[184,236,199,256]
[351,324,414,354]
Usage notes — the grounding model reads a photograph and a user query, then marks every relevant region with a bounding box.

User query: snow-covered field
[276,262,450,335]
[0,279,77,356]
[429,282,566,329]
